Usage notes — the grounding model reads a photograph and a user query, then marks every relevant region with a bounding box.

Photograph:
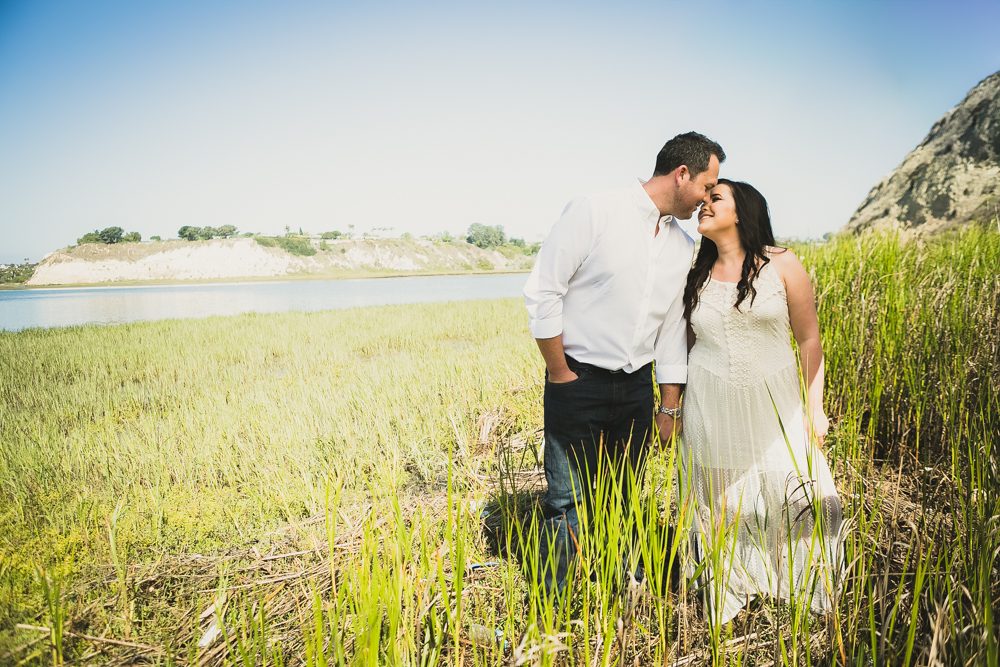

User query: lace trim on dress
[703,263,785,387]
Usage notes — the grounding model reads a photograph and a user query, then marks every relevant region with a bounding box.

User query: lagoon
[0,272,530,332]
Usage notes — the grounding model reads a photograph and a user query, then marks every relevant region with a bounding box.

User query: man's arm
[535,335,577,383]
[656,382,683,442]
[523,197,593,378]
[652,246,694,444]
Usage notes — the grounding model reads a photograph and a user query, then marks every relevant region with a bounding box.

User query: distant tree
[178,226,200,241]
[197,226,218,240]
[150,235,162,241]
[122,231,141,243]
[466,223,506,249]
[98,226,124,244]
[217,224,238,238]
[0,260,36,284]
[77,231,102,244]
[321,231,343,240]
[401,232,413,240]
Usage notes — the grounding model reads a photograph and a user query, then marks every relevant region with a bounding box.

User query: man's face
[679,154,720,219]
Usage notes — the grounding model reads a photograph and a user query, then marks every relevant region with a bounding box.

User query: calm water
[0,273,529,332]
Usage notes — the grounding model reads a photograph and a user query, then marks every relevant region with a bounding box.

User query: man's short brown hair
[653,131,726,177]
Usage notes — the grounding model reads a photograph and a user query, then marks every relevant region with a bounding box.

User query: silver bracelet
[657,405,681,418]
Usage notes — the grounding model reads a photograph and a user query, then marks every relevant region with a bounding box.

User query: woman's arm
[774,251,829,444]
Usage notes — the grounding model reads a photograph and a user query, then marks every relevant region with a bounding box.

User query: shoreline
[0,267,532,291]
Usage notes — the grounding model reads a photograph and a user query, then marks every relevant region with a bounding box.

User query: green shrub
[254,235,316,256]
[467,223,506,248]
[0,261,35,283]
[178,226,200,241]
[98,227,124,244]
[506,237,541,255]
[277,236,316,256]
[77,227,140,245]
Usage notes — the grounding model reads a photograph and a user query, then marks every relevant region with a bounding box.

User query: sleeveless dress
[682,260,844,625]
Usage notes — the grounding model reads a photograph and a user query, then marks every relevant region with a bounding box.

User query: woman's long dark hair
[683,179,778,321]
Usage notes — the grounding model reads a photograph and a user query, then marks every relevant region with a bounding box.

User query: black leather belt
[566,355,651,376]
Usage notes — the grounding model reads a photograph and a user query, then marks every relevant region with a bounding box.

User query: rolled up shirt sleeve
[653,243,694,384]
[523,197,593,339]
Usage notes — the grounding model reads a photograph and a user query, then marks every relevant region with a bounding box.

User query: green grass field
[1,227,997,665]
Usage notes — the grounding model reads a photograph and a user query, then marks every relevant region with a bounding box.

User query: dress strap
[757,256,786,296]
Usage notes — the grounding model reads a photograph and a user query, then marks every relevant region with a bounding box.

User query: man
[523,131,725,596]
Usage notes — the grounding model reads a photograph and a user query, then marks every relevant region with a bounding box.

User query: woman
[680,179,844,626]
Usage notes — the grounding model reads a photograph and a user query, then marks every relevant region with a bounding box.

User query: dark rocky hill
[847,70,1000,233]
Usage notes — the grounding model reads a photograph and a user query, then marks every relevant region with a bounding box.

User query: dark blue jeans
[538,355,654,596]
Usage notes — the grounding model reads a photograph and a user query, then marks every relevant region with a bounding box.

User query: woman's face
[697,183,738,239]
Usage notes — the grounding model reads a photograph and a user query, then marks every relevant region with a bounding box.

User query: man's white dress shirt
[523,181,694,384]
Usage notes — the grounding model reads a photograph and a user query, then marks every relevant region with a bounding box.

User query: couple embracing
[523,132,844,625]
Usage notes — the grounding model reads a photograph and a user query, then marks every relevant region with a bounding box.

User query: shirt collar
[634,178,674,231]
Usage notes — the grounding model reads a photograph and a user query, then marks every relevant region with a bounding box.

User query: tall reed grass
[0,226,996,665]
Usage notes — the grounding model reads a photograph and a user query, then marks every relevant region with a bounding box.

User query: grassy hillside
[27,237,536,286]
[0,227,996,665]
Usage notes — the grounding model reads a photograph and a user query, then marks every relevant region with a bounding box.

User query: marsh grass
[0,227,997,665]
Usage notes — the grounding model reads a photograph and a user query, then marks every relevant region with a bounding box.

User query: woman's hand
[805,409,830,448]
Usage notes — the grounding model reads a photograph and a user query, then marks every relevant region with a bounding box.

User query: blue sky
[1,1,998,263]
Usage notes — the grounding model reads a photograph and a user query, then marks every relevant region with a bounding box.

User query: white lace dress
[682,261,844,625]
